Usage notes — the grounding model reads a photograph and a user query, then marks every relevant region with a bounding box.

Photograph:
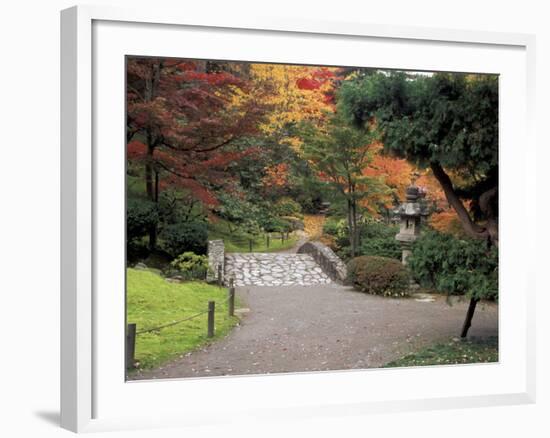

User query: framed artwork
[61,5,536,433]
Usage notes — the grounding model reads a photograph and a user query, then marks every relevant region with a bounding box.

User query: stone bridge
[208,238,347,287]
[224,253,333,287]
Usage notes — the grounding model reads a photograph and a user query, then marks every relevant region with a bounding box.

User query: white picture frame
[60,4,536,433]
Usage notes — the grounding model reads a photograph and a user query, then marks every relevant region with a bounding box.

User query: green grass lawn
[127,268,239,370]
[384,337,498,368]
[208,218,298,253]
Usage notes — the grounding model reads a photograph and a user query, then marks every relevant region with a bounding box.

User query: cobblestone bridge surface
[225,253,332,287]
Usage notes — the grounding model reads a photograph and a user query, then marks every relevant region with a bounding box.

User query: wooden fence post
[249,239,253,252]
[217,264,223,287]
[228,282,235,317]
[281,232,284,244]
[207,301,215,338]
[266,233,270,249]
[126,323,136,369]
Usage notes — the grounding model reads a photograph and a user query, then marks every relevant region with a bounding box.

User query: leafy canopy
[338,71,498,175]
[300,113,387,202]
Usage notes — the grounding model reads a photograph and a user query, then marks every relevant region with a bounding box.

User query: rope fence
[226,231,292,252]
[135,310,209,335]
[126,277,236,369]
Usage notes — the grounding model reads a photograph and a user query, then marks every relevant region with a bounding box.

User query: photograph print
[125,56,499,381]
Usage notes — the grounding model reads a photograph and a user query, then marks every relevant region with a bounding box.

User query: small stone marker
[412,293,436,302]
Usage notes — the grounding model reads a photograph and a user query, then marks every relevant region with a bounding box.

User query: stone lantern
[395,182,429,265]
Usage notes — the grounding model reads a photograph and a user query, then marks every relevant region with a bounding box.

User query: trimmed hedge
[347,255,410,297]
[160,221,208,257]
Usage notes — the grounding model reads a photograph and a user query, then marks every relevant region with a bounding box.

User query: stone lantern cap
[406,185,421,201]
[394,185,429,217]
[395,203,424,217]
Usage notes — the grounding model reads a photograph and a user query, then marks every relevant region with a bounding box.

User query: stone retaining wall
[297,241,347,283]
[206,239,225,283]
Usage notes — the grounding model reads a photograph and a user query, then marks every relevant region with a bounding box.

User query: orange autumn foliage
[359,141,414,213]
[263,163,290,189]
[303,214,326,240]
[416,171,462,235]
[430,210,463,235]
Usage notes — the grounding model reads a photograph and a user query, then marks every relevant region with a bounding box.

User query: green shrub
[127,198,159,243]
[215,192,262,231]
[157,190,207,225]
[160,221,208,257]
[168,252,208,280]
[359,238,402,260]
[127,241,150,264]
[260,216,292,233]
[281,216,304,231]
[407,231,498,300]
[273,197,303,217]
[292,175,325,214]
[322,217,340,236]
[360,221,398,239]
[329,219,401,261]
[347,255,410,297]
[359,222,401,260]
[323,218,350,248]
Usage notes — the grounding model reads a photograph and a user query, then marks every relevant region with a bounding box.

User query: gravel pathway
[131,283,498,380]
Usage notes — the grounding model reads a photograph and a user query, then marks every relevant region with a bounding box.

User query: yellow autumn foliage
[229,63,336,150]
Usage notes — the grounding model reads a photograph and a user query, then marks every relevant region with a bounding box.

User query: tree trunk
[145,140,157,251]
[430,163,498,246]
[460,297,479,338]
[154,169,159,203]
[352,199,361,252]
[145,131,155,200]
[145,162,154,200]
[347,198,355,258]
[354,206,359,249]
[142,65,160,252]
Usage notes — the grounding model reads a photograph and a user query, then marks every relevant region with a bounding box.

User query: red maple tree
[126,57,265,247]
